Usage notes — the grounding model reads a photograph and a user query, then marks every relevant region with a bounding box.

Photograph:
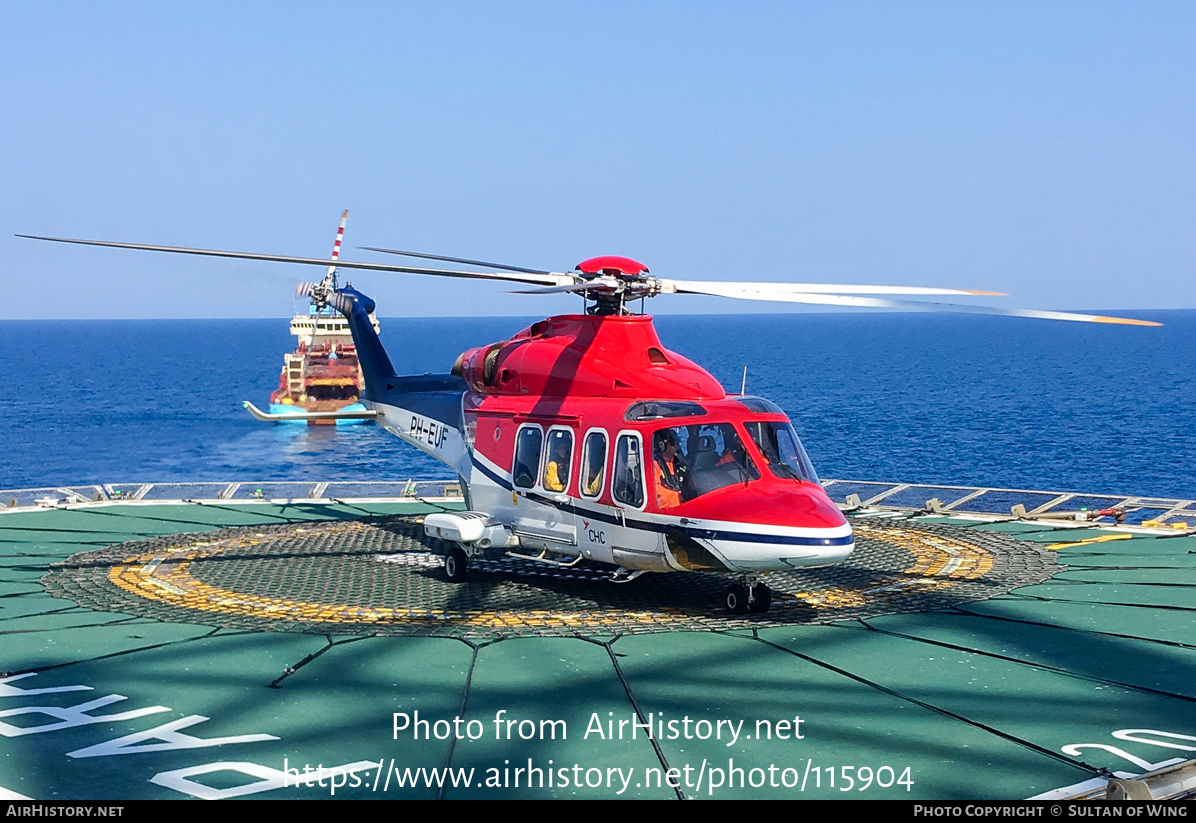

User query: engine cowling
[451,315,725,400]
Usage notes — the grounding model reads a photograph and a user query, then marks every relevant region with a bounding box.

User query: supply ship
[267,210,379,425]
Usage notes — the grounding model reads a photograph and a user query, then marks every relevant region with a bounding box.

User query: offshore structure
[3,476,1195,801]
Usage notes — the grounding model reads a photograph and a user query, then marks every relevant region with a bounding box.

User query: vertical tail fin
[331,287,396,399]
[329,286,470,479]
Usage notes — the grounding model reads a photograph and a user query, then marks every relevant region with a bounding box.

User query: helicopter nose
[715,483,847,530]
[672,483,853,573]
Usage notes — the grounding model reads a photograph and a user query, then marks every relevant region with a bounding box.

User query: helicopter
[19,225,1161,613]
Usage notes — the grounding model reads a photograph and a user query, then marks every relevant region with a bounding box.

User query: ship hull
[268,401,371,425]
[265,308,380,425]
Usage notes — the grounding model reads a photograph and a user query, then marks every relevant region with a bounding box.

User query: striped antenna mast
[326,209,349,287]
[295,210,350,313]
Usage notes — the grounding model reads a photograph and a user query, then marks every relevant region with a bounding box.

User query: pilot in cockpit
[653,429,684,509]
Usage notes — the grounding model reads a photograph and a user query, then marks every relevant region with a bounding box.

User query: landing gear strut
[724,577,771,614]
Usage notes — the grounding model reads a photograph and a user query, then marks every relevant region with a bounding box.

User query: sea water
[1,311,1192,498]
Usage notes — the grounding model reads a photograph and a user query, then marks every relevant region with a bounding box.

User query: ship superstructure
[267,210,379,425]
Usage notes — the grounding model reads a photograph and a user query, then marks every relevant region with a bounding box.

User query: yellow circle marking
[791,524,994,609]
[106,523,681,628]
[105,521,998,624]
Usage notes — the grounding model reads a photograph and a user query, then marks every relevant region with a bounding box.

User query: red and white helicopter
[20,224,1159,613]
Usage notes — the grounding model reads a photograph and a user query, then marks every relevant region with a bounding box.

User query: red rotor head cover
[576,256,649,275]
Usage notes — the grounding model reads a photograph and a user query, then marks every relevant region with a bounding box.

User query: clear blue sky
[3,1,1193,318]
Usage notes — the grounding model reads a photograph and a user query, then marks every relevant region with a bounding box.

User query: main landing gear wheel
[444,547,468,583]
[724,583,749,615]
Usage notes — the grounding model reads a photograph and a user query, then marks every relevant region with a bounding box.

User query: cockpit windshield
[651,423,760,510]
[743,421,820,484]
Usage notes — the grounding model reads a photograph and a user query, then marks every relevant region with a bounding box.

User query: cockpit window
[625,401,707,421]
[744,421,820,484]
[736,396,785,415]
[651,423,760,509]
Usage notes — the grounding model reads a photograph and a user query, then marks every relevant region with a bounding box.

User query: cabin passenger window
[613,434,645,508]
[581,431,608,498]
[543,429,573,492]
[512,426,543,489]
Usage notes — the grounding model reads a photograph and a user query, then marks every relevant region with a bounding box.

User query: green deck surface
[2,502,1194,800]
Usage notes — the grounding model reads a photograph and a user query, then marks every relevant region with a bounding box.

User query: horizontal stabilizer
[241,401,381,422]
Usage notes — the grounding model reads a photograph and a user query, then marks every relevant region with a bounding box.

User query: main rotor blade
[18,235,575,287]
[508,278,624,295]
[664,280,1162,326]
[664,279,1005,297]
[360,246,552,275]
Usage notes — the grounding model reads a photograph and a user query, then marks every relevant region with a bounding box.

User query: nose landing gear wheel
[444,547,468,583]
[748,583,772,614]
[724,583,749,614]
[724,580,771,615]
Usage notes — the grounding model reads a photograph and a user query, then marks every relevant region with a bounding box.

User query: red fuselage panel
[459,313,845,533]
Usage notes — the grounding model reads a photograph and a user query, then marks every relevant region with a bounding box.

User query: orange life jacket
[655,455,682,509]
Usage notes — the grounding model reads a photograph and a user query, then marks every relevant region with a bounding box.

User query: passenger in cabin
[583,444,604,497]
[544,437,571,492]
[654,429,684,509]
[585,471,602,497]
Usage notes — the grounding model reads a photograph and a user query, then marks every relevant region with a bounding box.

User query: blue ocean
[2,311,1193,499]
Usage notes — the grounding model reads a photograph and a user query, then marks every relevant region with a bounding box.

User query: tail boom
[332,286,471,478]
